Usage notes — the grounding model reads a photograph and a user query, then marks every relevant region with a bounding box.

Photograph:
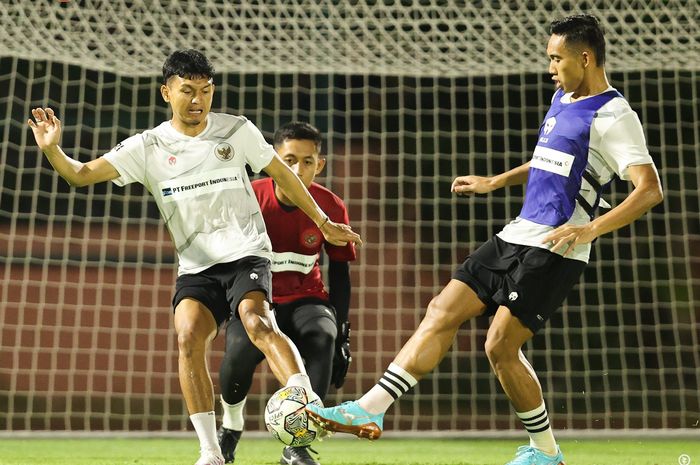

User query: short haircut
[162,49,215,84]
[550,14,606,66]
[273,122,322,151]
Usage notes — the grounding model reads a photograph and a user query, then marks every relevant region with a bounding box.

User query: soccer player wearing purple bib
[306,14,662,465]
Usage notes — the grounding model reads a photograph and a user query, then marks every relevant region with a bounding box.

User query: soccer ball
[264,386,322,447]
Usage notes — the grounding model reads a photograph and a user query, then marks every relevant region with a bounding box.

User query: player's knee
[176,325,208,358]
[484,337,501,367]
[240,312,275,346]
[300,328,335,355]
[424,296,459,330]
[174,303,216,357]
[484,335,518,369]
[299,316,336,348]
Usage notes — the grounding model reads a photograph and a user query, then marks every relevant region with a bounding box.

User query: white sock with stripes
[516,402,558,456]
[358,363,418,415]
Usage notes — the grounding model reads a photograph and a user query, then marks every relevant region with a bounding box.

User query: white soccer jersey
[103,112,274,275]
[497,87,657,263]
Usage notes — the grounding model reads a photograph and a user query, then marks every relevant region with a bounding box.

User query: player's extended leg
[392,280,486,377]
[291,303,338,400]
[237,291,309,386]
[274,304,338,465]
[306,280,486,439]
[486,307,565,465]
[174,298,224,465]
[218,318,265,463]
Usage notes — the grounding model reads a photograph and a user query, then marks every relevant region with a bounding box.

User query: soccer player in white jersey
[27,49,361,465]
[306,14,663,465]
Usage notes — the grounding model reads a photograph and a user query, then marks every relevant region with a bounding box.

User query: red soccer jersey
[253,177,356,304]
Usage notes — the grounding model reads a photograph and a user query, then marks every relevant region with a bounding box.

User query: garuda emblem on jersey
[302,228,320,248]
[215,142,234,161]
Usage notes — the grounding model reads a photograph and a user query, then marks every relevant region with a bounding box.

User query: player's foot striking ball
[305,401,383,440]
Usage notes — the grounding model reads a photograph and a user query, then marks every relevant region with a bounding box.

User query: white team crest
[215,142,234,161]
[250,272,258,280]
[508,291,519,301]
[543,117,557,135]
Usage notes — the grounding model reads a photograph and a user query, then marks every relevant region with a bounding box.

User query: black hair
[550,14,606,66]
[273,121,323,151]
[162,49,215,84]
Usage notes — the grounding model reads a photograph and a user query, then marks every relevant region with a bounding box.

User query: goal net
[1,1,698,434]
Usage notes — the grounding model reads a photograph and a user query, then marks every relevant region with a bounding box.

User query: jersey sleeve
[323,193,357,262]
[101,133,146,186]
[232,121,277,174]
[596,109,656,181]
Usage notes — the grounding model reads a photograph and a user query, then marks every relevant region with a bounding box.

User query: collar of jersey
[559,85,615,104]
[164,113,213,140]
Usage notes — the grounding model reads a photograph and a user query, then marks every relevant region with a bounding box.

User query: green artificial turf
[0,437,697,465]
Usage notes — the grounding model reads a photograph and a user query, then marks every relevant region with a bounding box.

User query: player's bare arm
[544,163,663,256]
[28,107,120,187]
[263,155,363,247]
[452,161,530,196]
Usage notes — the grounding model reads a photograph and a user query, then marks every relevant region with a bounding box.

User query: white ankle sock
[359,363,418,414]
[286,373,313,393]
[516,402,557,456]
[220,396,246,431]
[190,411,221,453]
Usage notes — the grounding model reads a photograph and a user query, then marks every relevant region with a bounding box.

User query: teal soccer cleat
[305,401,384,440]
[505,445,566,465]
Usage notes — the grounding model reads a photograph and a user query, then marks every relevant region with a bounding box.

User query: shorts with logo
[453,235,586,333]
[172,256,272,326]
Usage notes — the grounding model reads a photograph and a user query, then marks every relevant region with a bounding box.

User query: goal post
[1,1,698,434]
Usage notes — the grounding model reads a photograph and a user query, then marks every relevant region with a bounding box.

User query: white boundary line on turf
[0,429,697,439]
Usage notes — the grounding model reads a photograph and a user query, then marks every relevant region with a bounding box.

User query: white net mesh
[1,0,698,76]
[1,1,699,433]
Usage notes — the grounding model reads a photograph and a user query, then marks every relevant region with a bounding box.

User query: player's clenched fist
[451,175,496,196]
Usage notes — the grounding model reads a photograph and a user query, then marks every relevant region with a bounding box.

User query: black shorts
[172,256,272,326]
[453,235,586,333]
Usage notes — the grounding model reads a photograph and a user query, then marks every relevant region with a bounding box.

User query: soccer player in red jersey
[218,122,356,465]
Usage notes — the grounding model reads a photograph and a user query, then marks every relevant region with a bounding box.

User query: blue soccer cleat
[505,445,566,465]
[305,401,384,440]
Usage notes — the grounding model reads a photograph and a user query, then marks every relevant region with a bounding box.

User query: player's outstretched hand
[320,220,363,247]
[543,223,597,256]
[28,107,62,150]
[451,175,496,196]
